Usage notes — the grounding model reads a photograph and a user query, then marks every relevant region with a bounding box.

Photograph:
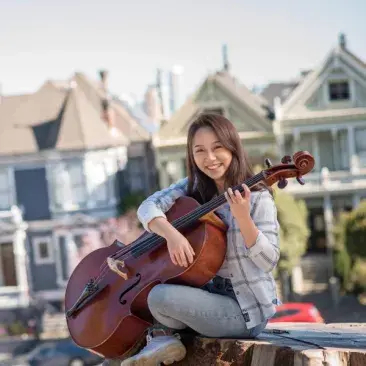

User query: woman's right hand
[165,230,195,267]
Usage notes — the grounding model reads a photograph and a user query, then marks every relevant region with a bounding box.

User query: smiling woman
[115,113,281,366]
[186,113,268,202]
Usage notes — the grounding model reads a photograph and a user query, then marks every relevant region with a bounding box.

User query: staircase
[41,312,69,339]
[300,254,332,294]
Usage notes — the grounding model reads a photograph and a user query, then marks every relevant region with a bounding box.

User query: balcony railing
[285,168,366,195]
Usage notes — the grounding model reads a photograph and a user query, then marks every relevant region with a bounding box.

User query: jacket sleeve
[245,190,280,272]
[137,177,189,232]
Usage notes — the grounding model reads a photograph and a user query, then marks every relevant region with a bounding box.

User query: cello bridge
[107,257,128,280]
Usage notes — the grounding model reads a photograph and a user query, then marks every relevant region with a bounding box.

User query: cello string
[110,172,264,260]
[92,173,264,285]
[93,173,265,284]
[106,172,263,264]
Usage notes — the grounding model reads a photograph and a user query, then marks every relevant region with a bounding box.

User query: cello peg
[296,176,305,185]
[277,178,288,189]
[281,155,292,164]
[265,158,273,168]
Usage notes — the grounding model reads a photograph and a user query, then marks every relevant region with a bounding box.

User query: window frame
[33,236,54,265]
[328,80,350,101]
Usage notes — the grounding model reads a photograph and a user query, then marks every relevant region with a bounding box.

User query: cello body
[65,150,315,360]
[65,196,227,359]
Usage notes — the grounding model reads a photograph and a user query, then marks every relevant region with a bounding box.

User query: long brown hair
[186,113,269,203]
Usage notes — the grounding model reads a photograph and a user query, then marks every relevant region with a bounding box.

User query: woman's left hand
[224,184,251,219]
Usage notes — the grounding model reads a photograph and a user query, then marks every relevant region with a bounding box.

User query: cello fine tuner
[107,257,128,280]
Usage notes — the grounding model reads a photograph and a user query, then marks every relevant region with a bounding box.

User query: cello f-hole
[119,273,142,305]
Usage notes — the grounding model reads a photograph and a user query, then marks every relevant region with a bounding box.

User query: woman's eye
[214,145,222,150]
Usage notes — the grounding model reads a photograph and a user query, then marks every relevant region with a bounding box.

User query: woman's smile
[206,163,223,171]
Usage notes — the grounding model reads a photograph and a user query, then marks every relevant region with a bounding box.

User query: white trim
[289,119,366,135]
[33,236,54,265]
[54,227,93,287]
[36,288,65,301]
[325,77,354,106]
[154,131,273,148]
[26,214,100,231]
[281,47,366,117]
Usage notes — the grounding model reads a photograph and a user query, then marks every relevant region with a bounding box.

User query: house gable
[280,36,366,120]
[158,71,273,141]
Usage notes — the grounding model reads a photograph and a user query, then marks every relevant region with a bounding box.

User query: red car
[269,303,324,323]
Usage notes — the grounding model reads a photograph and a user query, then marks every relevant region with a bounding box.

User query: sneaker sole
[122,343,187,366]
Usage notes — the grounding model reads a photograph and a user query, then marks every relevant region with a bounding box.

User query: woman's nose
[205,150,217,161]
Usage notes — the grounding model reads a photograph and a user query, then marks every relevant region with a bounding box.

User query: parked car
[5,338,102,366]
[269,302,324,323]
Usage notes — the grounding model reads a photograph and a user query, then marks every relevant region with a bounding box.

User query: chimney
[99,70,115,131]
[144,85,162,125]
[99,70,108,90]
[169,65,184,114]
[338,33,346,49]
[156,69,170,120]
[222,44,230,72]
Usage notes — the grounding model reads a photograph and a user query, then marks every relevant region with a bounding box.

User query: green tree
[273,188,310,273]
[117,191,146,216]
[333,201,366,294]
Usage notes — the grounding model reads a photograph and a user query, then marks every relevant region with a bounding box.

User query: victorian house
[0,71,158,309]
[267,34,366,254]
[152,63,276,188]
[153,34,366,257]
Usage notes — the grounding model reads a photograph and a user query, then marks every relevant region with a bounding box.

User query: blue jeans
[147,277,267,338]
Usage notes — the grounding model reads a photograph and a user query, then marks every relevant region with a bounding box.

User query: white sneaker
[120,334,186,366]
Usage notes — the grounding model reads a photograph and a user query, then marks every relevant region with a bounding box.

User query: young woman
[120,113,281,366]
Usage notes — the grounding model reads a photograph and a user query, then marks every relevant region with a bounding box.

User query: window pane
[329,81,350,101]
[0,170,9,191]
[85,160,108,203]
[0,193,10,210]
[130,175,144,192]
[68,164,84,185]
[129,158,144,174]
[38,242,49,258]
[72,186,87,204]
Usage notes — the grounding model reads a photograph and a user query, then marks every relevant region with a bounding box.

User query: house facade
[153,68,276,189]
[154,34,366,257]
[0,71,158,308]
[262,34,366,254]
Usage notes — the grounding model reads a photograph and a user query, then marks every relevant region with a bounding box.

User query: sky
[1,0,366,103]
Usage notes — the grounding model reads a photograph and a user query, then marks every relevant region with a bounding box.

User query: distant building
[263,33,366,253]
[169,65,184,114]
[0,71,158,307]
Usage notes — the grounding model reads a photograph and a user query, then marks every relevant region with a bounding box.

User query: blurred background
[0,0,366,364]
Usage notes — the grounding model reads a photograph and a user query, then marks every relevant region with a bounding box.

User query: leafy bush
[117,191,146,216]
[343,200,366,258]
[333,212,352,290]
[351,258,366,294]
[273,188,310,273]
[333,201,366,294]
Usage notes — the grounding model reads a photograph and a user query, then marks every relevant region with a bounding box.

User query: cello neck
[170,171,265,231]
[128,172,265,258]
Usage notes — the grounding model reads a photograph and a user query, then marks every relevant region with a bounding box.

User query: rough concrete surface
[102,323,366,365]
[173,323,366,366]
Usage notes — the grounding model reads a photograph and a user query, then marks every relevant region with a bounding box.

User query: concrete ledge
[174,323,366,365]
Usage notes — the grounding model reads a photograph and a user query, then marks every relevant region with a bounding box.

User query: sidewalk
[299,289,366,323]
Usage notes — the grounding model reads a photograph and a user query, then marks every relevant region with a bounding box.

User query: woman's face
[192,127,232,189]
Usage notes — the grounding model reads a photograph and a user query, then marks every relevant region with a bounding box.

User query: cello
[64,151,314,359]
